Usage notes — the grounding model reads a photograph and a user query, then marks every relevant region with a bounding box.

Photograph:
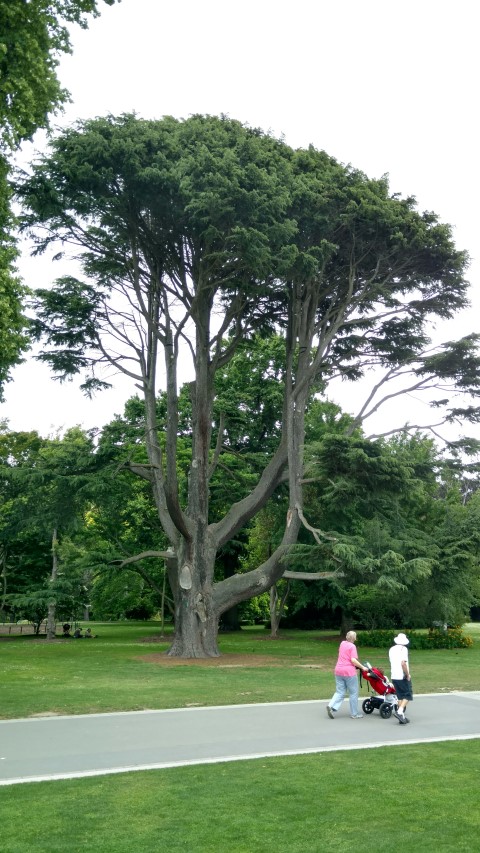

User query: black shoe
[327,706,335,719]
[398,717,408,725]
[393,710,402,721]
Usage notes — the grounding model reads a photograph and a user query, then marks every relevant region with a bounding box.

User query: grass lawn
[1,622,479,852]
[1,741,479,852]
[1,621,479,719]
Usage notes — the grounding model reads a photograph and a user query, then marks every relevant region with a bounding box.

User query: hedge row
[357,627,473,649]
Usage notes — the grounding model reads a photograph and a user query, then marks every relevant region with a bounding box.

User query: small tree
[0,424,98,630]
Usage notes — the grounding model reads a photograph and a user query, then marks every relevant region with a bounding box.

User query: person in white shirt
[389,632,412,724]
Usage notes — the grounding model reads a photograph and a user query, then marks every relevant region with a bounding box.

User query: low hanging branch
[283,570,344,580]
[208,412,225,480]
[281,505,343,580]
[111,549,176,568]
[109,550,176,604]
[296,505,339,544]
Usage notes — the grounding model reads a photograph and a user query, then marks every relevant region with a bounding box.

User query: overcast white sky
[2,0,479,440]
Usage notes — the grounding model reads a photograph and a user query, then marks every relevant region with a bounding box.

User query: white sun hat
[394,632,409,645]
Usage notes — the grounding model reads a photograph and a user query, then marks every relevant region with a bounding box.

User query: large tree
[0,0,118,398]
[17,114,480,656]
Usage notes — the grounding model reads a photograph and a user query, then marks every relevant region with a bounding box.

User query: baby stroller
[360,661,398,719]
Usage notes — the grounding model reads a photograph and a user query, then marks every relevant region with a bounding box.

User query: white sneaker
[351,714,363,719]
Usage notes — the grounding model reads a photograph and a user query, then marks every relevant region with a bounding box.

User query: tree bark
[269,581,290,638]
[167,546,220,657]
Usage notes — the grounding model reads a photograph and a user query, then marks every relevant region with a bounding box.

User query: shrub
[357,626,473,649]
[238,593,270,625]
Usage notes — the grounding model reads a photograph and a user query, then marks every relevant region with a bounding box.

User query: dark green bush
[357,626,473,649]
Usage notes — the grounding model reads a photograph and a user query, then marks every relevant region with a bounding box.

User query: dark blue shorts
[392,678,413,701]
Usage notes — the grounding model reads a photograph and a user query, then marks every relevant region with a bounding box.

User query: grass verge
[1,740,479,852]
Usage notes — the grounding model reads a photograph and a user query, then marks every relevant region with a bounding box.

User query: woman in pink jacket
[326,630,369,719]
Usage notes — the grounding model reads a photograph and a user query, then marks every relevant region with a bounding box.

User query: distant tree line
[2,364,479,634]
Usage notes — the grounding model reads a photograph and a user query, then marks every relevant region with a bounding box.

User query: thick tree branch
[111,549,175,567]
[210,436,288,549]
[296,505,338,544]
[208,412,225,481]
[283,570,343,580]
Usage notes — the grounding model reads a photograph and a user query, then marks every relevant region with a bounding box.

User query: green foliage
[283,432,440,608]
[4,589,48,631]
[345,584,398,630]
[358,626,474,649]
[213,335,287,456]
[0,424,100,616]
[237,593,270,625]
[266,428,480,630]
[6,566,83,627]
[0,156,29,398]
[0,0,117,147]
[0,252,29,398]
[0,0,118,397]
[90,568,158,620]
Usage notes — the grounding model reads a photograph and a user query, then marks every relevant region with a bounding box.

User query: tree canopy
[16,113,480,655]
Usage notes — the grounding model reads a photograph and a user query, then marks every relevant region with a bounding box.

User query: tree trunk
[140,257,315,656]
[0,548,7,612]
[270,586,280,638]
[220,605,241,632]
[167,584,220,657]
[269,581,290,638]
[340,609,353,637]
[160,566,167,635]
[166,532,220,657]
[46,528,58,640]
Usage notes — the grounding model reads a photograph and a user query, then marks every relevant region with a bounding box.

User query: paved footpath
[1,692,479,786]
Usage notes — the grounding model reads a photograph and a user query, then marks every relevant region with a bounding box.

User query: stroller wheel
[380,702,393,719]
[362,698,375,714]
